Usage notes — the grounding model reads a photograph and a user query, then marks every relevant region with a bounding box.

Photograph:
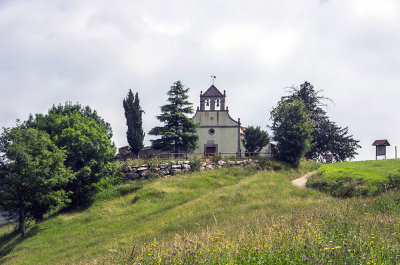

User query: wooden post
[396,146,398,159]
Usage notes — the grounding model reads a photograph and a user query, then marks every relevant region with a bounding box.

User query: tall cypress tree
[149,81,198,154]
[123,90,144,155]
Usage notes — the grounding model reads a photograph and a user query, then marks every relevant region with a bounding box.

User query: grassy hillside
[1,160,400,264]
[308,159,400,197]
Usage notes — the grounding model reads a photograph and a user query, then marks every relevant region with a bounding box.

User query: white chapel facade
[192,85,245,157]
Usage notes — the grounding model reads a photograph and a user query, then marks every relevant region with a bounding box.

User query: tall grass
[0,160,399,264]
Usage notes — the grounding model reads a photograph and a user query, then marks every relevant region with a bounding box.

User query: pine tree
[149,81,198,154]
[123,90,145,155]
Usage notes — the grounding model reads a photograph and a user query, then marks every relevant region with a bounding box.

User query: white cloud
[350,0,397,20]
[209,25,299,66]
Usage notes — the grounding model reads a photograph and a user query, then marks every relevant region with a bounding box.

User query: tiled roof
[372,139,390,146]
[202,85,223,97]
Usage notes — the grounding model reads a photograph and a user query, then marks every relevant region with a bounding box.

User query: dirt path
[291,171,316,188]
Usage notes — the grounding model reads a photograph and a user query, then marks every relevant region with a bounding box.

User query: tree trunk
[19,207,26,238]
[174,141,178,158]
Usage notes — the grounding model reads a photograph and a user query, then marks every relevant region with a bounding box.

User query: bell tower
[192,82,244,158]
[199,85,226,111]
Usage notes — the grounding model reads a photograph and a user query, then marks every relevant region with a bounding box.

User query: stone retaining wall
[122,159,259,181]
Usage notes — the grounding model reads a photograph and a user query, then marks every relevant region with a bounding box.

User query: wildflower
[255,247,260,251]
[304,258,309,261]
[304,244,307,249]
[195,260,200,263]
[205,259,209,262]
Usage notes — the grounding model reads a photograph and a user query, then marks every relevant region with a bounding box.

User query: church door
[205,146,216,157]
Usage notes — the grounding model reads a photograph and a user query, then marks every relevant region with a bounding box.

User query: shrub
[190,158,202,172]
[387,172,400,190]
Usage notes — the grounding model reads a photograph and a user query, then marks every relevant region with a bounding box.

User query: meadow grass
[0,160,399,264]
[308,159,400,197]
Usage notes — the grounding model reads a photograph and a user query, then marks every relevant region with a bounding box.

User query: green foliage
[0,126,72,237]
[25,102,117,207]
[307,174,369,197]
[284,82,361,162]
[211,154,222,163]
[94,161,123,191]
[242,126,270,156]
[189,158,202,172]
[256,158,289,171]
[123,90,145,155]
[149,81,198,153]
[308,159,400,197]
[270,99,313,168]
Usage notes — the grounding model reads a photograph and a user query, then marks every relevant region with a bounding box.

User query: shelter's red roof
[372,139,390,146]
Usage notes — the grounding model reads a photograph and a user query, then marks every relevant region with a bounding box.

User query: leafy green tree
[270,99,313,168]
[123,90,145,155]
[0,126,72,237]
[284,82,360,162]
[242,126,270,156]
[25,103,116,207]
[149,81,198,154]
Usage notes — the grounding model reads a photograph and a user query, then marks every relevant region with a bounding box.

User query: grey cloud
[1,0,399,161]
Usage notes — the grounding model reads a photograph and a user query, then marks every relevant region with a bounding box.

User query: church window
[208,128,215,135]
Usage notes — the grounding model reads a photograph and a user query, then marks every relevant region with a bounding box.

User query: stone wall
[122,159,260,181]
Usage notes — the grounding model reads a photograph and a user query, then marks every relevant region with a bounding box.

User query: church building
[192,84,245,157]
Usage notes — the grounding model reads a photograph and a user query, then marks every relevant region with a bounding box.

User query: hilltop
[0,160,399,264]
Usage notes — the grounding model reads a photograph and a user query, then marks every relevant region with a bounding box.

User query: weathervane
[211,75,216,85]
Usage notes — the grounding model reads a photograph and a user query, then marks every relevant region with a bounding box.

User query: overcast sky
[1,0,399,161]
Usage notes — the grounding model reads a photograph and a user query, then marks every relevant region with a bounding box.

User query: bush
[211,155,222,164]
[256,158,289,171]
[190,158,202,172]
[387,172,400,190]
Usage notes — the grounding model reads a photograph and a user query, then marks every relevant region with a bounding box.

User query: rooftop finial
[211,75,216,85]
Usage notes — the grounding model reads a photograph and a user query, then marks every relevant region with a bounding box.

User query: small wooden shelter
[372,139,390,160]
